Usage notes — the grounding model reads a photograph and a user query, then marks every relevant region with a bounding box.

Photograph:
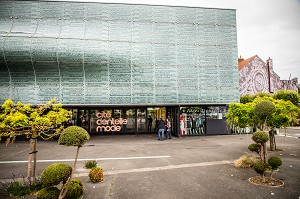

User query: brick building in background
[238,55,298,96]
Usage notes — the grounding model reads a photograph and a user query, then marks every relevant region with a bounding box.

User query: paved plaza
[0,128,299,199]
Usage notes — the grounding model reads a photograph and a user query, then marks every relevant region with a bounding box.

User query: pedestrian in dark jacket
[157,118,165,141]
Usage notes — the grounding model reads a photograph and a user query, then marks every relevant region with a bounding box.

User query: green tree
[267,99,299,150]
[0,99,71,182]
[240,93,272,104]
[251,131,269,164]
[268,156,282,179]
[273,90,300,106]
[226,102,254,134]
[58,126,90,199]
[252,99,276,130]
[240,94,256,104]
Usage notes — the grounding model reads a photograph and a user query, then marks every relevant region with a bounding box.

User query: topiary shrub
[248,143,260,153]
[89,166,104,183]
[268,156,282,169]
[37,187,60,199]
[251,131,269,144]
[253,100,276,120]
[58,126,90,147]
[252,131,269,164]
[40,163,72,187]
[64,179,84,199]
[253,163,265,176]
[268,156,283,179]
[85,160,97,169]
[58,126,90,199]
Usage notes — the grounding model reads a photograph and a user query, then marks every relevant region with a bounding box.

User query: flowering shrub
[0,173,42,197]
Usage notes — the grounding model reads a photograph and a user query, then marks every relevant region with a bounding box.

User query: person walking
[166,117,172,139]
[147,115,153,132]
[157,118,165,141]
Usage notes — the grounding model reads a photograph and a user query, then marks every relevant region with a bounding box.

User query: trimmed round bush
[64,179,84,199]
[85,160,97,169]
[41,163,72,187]
[248,143,259,153]
[253,163,265,176]
[37,187,60,199]
[253,100,276,119]
[89,166,104,183]
[58,126,90,147]
[268,156,282,170]
[252,131,269,144]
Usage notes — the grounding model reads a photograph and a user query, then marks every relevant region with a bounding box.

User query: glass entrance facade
[0,1,239,136]
[74,107,168,135]
[67,105,228,136]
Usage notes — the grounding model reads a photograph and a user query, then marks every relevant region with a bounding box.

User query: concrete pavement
[0,132,299,199]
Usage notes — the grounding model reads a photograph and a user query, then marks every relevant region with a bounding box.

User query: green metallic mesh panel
[0,1,239,105]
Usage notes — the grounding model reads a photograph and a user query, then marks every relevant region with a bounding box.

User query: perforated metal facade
[0,0,239,105]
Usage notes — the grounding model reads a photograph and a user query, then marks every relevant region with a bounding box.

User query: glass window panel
[137,109,146,133]
[32,38,58,61]
[35,19,61,38]
[85,20,109,40]
[39,1,64,18]
[180,107,205,135]
[10,19,37,37]
[0,19,13,36]
[58,39,83,62]
[13,1,39,18]
[125,109,136,132]
[60,20,85,39]
[0,1,13,17]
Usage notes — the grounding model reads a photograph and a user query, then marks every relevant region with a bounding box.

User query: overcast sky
[66,0,300,81]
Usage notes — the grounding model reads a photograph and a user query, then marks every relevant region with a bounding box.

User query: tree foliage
[58,126,90,147]
[228,92,299,151]
[0,98,71,139]
[273,90,300,106]
[253,100,276,130]
[58,126,90,199]
[226,102,254,132]
[252,131,269,144]
[0,98,72,181]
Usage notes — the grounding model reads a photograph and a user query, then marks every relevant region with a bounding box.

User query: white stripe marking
[73,160,233,177]
[0,155,171,164]
[278,135,300,139]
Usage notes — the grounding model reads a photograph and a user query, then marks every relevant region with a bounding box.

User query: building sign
[96,111,127,132]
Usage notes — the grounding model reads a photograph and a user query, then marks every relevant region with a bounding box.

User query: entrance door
[166,107,179,137]
[125,109,136,133]
[147,107,166,133]
[137,108,147,133]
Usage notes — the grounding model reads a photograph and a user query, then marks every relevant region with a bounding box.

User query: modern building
[0,0,239,136]
[238,55,298,96]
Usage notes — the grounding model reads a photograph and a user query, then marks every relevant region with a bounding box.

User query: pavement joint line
[73,160,234,177]
[0,155,171,164]
[278,134,300,139]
